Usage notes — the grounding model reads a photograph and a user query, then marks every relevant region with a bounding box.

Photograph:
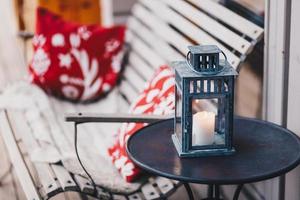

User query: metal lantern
[172,45,238,157]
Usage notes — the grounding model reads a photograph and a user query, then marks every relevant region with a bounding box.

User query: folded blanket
[0,82,142,193]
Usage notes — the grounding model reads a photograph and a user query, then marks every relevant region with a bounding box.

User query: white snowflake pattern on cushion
[105,39,120,53]
[31,48,51,76]
[111,51,124,73]
[61,85,79,100]
[58,53,72,69]
[29,8,125,102]
[71,48,102,101]
[153,93,175,115]
[145,89,160,103]
[33,34,46,47]
[121,162,135,178]
[59,74,83,85]
[114,156,127,169]
[78,26,91,40]
[108,65,175,182]
[70,33,81,48]
[51,33,65,47]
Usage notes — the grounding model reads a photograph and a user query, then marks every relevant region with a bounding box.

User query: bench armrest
[65,113,173,124]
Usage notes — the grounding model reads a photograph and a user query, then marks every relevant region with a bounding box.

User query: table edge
[127,116,300,184]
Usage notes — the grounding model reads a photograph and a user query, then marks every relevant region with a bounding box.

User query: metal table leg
[214,184,220,199]
[183,183,194,200]
[208,184,214,199]
[203,184,222,200]
[233,184,244,200]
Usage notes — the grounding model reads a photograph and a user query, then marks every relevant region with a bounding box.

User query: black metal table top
[127,117,300,185]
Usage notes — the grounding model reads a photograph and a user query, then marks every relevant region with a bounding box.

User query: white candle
[192,111,215,145]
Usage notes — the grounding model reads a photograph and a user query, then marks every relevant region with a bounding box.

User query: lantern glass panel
[175,86,182,143]
[191,98,226,148]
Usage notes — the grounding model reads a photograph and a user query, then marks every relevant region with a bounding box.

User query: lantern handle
[220,50,227,62]
[186,51,191,66]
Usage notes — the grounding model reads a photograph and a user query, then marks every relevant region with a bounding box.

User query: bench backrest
[118,0,263,110]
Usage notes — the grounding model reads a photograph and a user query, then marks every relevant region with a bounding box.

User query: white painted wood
[0,1,27,84]
[73,174,95,194]
[263,0,288,125]
[119,79,139,103]
[96,187,111,199]
[140,0,240,68]
[123,65,145,92]
[132,4,190,55]
[155,177,174,195]
[8,111,62,198]
[101,0,114,26]
[263,0,292,199]
[51,164,78,191]
[112,194,127,200]
[42,104,74,157]
[0,1,19,35]
[285,0,300,199]
[49,98,77,153]
[34,163,62,198]
[0,110,41,200]
[286,0,300,137]
[128,34,166,68]
[128,52,154,80]
[9,111,39,154]
[127,18,183,62]
[188,0,263,40]
[117,95,131,112]
[128,193,143,200]
[162,0,252,55]
[141,183,160,199]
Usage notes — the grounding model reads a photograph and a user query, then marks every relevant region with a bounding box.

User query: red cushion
[108,65,175,182]
[29,7,126,102]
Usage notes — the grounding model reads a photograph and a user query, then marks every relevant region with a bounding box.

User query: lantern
[172,45,238,157]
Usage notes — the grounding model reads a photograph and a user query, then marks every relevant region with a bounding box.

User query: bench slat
[112,194,127,200]
[128,52,154,80]
[119,79,139,103]
[51,164,78,191]
[73,174,95,194]
[7,111,63,198]
[42,104,75,156]
[132,4,189,54]
[140,0,240,68]
[128,18,183,62]
[0,111,41,200]
[117,94,131,111]
[123,65,146,92]
[49,97,78,150]
[96,188,111,200]
[141,183,160,200]
[34,163,63,198]
[128,193,144,200]
[163,0,252,55]
[188,0,263,40]
[128,33,166,68]
[155,177,175,196]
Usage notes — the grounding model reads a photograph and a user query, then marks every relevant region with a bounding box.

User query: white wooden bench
[0,0,263,199]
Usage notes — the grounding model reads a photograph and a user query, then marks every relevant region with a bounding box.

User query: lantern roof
[172,60,238,78]
[188,45,221,54]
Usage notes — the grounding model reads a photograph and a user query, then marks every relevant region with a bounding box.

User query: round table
[127,117,300,200]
